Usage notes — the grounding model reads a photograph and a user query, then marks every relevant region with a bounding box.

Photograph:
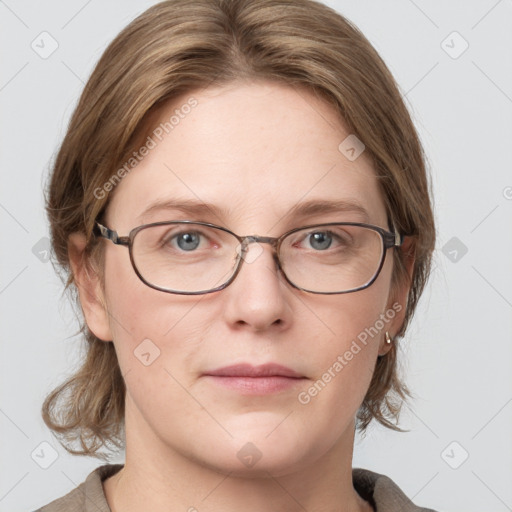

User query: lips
[202,363,306,394]
[203,363,303,378]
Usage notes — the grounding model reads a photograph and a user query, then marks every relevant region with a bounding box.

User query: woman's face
[89,80,407,476]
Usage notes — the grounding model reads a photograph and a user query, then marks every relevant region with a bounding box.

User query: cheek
[101,250,216,436]
[304,256,392,356]
[102,248,158,343]
[294,264,392,420]
[101,248,208,374]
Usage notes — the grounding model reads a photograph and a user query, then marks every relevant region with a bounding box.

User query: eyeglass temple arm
[391,221,404,247]
[95,222,130,246]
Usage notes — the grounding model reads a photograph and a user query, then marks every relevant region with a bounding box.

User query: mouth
[202,363,307,394]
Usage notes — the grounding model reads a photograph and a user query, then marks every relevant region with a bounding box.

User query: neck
[103,396,372,512]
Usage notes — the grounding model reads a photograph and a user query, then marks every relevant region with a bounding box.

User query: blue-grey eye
[176,232,201,251]
[308,232,332,250]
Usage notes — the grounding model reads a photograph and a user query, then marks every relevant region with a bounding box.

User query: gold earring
[385,331,393,345]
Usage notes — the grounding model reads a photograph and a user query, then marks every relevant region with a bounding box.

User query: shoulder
[352,467,438,512]
[35,464,123,512]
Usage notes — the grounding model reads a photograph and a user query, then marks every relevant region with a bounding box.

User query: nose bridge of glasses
[237,235,281,269]
[239,235,279,253]
[243,235,278,245]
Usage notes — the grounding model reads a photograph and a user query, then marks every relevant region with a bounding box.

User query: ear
[378,236,416,356]
[68,232,113,342]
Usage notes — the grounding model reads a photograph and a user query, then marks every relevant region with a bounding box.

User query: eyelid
[291,226,351,244]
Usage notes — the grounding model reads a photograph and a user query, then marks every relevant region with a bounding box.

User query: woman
[37,0,437,510]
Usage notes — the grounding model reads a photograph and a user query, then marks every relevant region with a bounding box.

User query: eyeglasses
[95,220,403,295]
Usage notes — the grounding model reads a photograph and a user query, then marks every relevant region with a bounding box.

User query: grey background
[1,1,511,511]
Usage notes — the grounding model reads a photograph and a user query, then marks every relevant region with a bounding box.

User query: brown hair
[43,0,436,457]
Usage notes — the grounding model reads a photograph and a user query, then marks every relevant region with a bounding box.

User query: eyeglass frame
[94,220,404,295]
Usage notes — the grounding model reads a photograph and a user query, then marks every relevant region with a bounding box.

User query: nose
[221,240,291,332]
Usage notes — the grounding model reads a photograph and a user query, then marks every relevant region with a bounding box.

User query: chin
[209,429,317,477]
[199,444,310,479]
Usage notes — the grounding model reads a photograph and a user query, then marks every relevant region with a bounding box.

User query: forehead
[106,80,388,233]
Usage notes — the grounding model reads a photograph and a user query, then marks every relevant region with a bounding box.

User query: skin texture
[69,80,413,512]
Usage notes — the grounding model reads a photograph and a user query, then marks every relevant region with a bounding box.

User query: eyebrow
[137,198,370,224]
[285,199,370,223]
